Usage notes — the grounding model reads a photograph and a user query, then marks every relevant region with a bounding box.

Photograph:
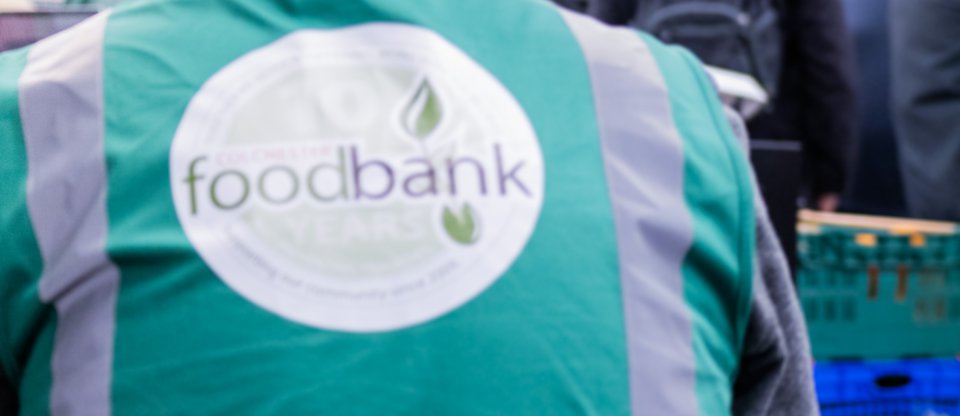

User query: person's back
[890,0,960,221]
[1,0,789,414]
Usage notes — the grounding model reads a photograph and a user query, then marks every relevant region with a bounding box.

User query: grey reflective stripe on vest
[19,11,115,416]
[560,12,699,416]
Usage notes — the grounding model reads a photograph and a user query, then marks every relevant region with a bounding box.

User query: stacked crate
[798,210,960,359]
[797,210,960,415]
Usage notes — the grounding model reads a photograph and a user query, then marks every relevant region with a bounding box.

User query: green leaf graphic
[442,204,479,245]
[403,79,443,140]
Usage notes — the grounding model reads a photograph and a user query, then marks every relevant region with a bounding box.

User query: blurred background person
[562,0,859,214]
[839,0,907,217]
[890,0,960,222]
[745,0,858,214]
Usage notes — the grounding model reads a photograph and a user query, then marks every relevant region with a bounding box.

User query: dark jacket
[748,0,858,198]
[560,0,858,198]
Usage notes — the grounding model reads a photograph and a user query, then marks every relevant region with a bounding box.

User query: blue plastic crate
[816,359,960,416]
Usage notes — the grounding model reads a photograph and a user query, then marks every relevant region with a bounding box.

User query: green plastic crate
[797,211,960,360]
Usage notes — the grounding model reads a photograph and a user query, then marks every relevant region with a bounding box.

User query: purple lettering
[307,148,348,202]
[447,156,487,196]
[351,146,395,200]
[402,158,438,197]
[495,144,530,196]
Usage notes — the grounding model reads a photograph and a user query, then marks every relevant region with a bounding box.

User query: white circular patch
[170,24,544,332]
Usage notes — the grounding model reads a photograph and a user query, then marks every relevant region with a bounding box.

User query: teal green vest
[0,1,754,414]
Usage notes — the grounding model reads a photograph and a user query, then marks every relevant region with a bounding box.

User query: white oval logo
[170,24,544,332]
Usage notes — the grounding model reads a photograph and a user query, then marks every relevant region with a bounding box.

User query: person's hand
[817,193,840,212]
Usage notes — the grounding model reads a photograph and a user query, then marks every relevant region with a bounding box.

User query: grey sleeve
[724,108,819,415]
[733,200,819,415]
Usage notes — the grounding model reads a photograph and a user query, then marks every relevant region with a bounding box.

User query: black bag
[631,0,783,100]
